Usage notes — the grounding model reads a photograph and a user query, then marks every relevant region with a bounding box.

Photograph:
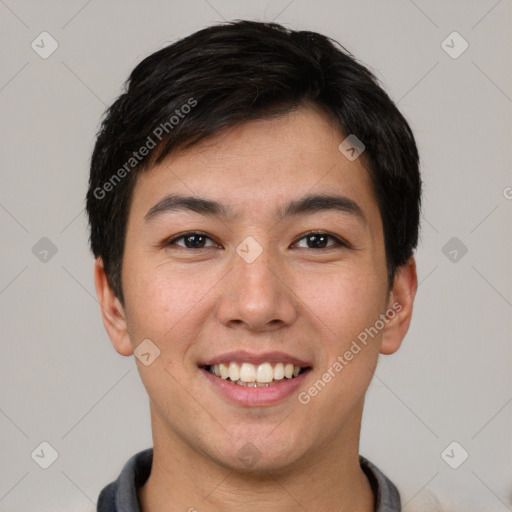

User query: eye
[293,232,347,249]
[165,232,219,249]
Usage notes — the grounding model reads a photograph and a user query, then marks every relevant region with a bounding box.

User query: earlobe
[94,258,134,356]
[380,257,418,355]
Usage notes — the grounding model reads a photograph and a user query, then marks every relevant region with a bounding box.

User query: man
[87,20,420,512]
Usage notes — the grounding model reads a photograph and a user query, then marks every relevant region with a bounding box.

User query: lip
[200,367,311,406]
[200,350,311,368]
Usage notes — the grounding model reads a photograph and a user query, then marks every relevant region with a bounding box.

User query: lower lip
[200,368,310,406]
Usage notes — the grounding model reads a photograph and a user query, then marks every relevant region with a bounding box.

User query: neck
[139,401,374,512]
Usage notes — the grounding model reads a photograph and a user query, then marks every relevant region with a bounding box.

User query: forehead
[129,106,380,226]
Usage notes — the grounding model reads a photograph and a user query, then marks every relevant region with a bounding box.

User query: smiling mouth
[203,362,311,388]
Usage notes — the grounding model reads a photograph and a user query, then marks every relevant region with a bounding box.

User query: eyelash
[163,231,349,250]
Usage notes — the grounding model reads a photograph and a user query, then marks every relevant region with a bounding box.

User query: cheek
[301,267,387,410]
[122,262,217,350]
[301,264,387,346]
[300,276,384,424]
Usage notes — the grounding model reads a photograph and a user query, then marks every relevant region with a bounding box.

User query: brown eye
[166,232,217,249]
[294,232,346,249]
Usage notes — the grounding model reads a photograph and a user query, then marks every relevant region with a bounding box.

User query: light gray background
[0,1,511,511]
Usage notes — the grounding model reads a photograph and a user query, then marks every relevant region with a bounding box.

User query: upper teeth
[209,362,302,383]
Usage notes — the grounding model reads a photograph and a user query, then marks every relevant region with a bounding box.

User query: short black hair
[86,20,421,305]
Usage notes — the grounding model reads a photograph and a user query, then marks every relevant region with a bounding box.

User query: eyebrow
[145,194,231,222]
[144,193,366,224]
[278,194,366,224]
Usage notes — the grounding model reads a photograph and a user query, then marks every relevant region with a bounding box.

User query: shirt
[97,448,401,511]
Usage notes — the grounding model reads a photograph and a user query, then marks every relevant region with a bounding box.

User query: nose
[216,247,298,333]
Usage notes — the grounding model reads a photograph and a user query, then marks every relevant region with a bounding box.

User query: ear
[380,256,418,355]
[94,257,134,356]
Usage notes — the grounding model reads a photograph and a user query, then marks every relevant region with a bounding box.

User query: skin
[95,106,417,512]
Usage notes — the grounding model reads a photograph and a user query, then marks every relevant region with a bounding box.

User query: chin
[208,430,310,475]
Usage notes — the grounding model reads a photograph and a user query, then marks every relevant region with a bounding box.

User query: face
[96,106,416,473]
